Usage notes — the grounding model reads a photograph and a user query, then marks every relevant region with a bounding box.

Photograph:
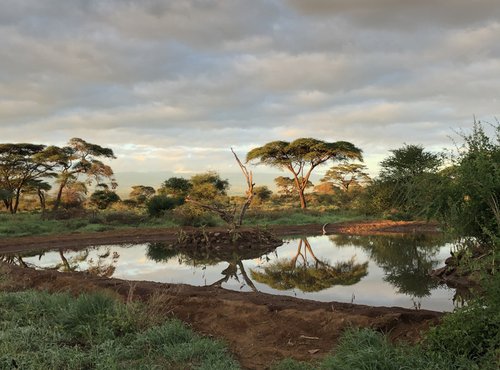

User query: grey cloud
[0,0,499,185]
[286,0,500,29]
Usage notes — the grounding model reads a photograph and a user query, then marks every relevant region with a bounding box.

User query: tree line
[0,138,116,214]
[1,122,498,247]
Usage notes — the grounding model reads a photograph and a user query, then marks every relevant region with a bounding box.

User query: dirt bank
[0,263,442,370]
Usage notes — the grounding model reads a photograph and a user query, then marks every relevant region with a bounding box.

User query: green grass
[0,212,179,238]
[243,209,367,226]
[0,290,239,370]
[272,272,500,370]
[0,209,366,238]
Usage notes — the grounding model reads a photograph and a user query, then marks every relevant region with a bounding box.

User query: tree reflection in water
[0,248,120,278]
[146,242,267,292]
[250,238,368,292]
[329,234,446,300]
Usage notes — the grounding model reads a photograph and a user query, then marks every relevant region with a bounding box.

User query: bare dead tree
[186,148,255,229]
[232,147,255,227]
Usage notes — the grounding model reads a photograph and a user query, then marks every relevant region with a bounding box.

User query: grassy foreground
[0,290,238,370]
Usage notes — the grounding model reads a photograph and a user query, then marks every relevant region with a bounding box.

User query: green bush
[146,195,184,217]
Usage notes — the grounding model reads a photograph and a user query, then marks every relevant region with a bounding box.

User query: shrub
[146,195,184,217]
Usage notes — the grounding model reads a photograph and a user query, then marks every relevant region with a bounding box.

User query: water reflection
[0,233,458,310]
[1,248,120,278]
[250,238,368,292]
[329,234,444,298]
[145,241,273,292]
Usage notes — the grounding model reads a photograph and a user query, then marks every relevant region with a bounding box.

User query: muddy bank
[0,263,442,369]
[0,220,439,254]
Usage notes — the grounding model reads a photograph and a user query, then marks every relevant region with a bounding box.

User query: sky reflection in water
[15,234,456,312]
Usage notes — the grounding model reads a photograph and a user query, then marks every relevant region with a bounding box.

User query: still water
[6,233,456,312]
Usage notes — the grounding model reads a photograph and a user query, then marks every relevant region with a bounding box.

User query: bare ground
[0,220,443,369]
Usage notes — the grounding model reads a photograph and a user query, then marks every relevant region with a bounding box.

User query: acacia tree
[129,185,156,205]
[274,176,313,197]
[24,179,52,211]
[0,144,61,213]
[247,138,363,209]
[52,138,116,211]
[321,163,371,192]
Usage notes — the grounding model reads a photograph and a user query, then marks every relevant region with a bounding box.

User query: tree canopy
[321,163,371,192]
[52,138,116,210]
[0,143,61,213]
[247,138,363,208]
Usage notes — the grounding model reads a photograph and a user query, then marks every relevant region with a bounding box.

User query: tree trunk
[12,189,21,214]
[298,188,307,209]
[291,173,307,209]
[37,189,46,211]
[53,180,67,211]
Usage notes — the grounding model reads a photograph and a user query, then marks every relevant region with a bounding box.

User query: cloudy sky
[1,0,499,193]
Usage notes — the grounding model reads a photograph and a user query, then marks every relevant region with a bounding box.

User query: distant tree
[24,179,52,211]
[377,144,442,217]
[379,144,441,181]
[274,176,313,197]
[321,162,371,192]
[146,195,184,217]
[159,177,192,197]
[129,185,156,204]
[189,171,229,199]
[60,180,88,209]
[0,143,61,213]
[89,184,120,210]
[52,138,116,211]
[247,138,363,209]
[253,185,273,203]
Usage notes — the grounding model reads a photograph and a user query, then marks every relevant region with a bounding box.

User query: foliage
[52,138,116,211]
[189,171,229,198]
[129,185,155,204]
[435,122,500,243]
[90,188,121,210]
[253,185,273,203]
[146,195,184,217]
[159,177,192,197]
[171,203,222,227]
[321,162,371,192]
[0,290,238,370]
[424,272,500,367]
[359,144,442,218]
[0,143,61,213]
[274,176,313,197]
[247,138,363,209]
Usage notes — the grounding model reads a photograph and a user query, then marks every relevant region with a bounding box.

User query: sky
[1,0,499,194]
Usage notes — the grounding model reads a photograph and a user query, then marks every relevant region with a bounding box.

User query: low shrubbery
[0,290,238,370]
[272,272,500,370]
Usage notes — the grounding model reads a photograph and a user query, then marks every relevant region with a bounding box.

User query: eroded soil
[0,220,443,369]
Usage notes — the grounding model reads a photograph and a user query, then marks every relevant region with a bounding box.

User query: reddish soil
[0,220,443,369]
